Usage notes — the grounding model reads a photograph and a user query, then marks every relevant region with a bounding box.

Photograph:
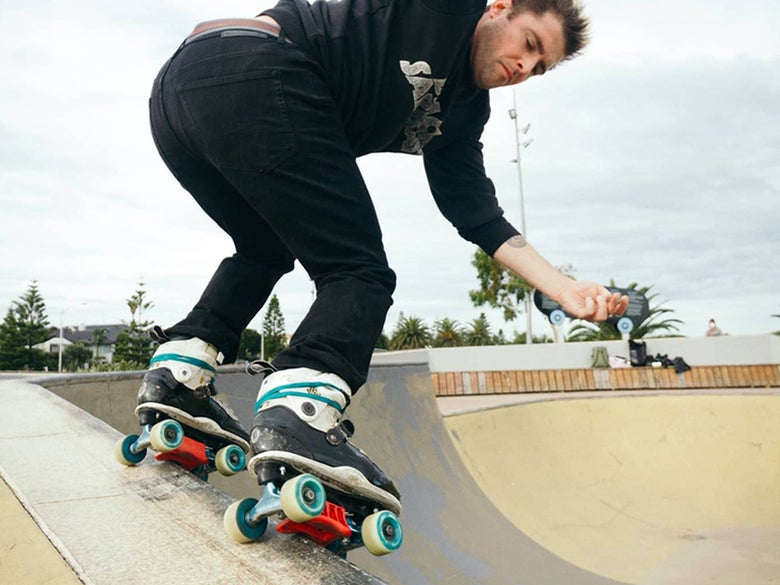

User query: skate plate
[114,416,247,481]
[224,453,403,556]
[134,402,250,453]
[248,451,401,514]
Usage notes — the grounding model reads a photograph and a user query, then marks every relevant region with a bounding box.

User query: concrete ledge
[0,380,386,585]
[427,334,780,371]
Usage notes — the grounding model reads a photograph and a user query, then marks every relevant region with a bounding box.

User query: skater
[139,0,629,501]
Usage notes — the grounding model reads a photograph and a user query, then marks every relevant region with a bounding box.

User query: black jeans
[149,30,396,392]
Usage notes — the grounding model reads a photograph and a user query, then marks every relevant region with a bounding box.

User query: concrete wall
[421,334,779,372]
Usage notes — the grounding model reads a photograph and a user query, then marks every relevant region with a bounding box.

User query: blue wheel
[280,474,326,522]
[362,510,403,555]
[150,419,184,452]
[617,317,634,334]
[114,434,146,466]
[224,498,268,543]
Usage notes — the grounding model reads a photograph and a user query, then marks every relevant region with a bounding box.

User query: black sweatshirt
[264,0,520,255]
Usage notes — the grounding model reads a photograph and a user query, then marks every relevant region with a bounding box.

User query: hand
[555,281,629,322]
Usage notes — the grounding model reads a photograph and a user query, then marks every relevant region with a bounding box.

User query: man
[139,0,628,500]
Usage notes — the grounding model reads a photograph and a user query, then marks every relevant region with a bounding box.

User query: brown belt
[185,18,290,45]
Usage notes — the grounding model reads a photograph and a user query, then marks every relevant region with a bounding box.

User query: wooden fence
[431,364,780,396]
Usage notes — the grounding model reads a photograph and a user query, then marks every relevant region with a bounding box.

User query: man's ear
[489,0,512,18]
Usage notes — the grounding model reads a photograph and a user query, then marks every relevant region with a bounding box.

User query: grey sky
[1,0,778,341]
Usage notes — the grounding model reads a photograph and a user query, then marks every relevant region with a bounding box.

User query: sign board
[533,286,650,330]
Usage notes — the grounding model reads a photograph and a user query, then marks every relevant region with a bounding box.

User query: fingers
[613,294,629,316]
[602,293,628,317]
[563,284,631,322]
[595,294,608,321]
[584,293,629,321]
[580,294,607,321]
[584,296,595,316]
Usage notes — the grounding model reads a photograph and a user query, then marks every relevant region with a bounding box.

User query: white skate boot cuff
[149,338,222,389]
[253,382,347,415]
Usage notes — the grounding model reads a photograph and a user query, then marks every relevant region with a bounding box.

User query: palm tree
[389,314,432,350]
[465,313,494,346]
[566,281,683,341]
[432,318,465,348]
[91,327,108,360]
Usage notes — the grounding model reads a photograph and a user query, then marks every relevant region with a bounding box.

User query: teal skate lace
[149,353,217,376]
[254,381,346,414]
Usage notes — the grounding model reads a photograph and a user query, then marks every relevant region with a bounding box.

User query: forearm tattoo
[506,235,528,248]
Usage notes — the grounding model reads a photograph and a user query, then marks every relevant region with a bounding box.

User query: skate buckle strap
[149,353,217,376]
[193,384,215,399]
[149,325,169,343]
[325,420,354,446]
[246,360,277,377]
[254,382,347,414]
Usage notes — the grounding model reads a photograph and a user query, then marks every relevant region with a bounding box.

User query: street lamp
[509,90,534,344]
[58,308,64,373]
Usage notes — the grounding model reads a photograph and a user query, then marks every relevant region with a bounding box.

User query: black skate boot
[115,336,250,479]
[249,366,399,500]
[224,366,402,555]
[136,337,250,450]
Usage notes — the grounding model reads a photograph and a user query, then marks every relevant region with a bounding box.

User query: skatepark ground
[1,356,778,585]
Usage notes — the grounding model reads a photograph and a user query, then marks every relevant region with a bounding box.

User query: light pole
[58,308,64,373]
[508,90,534,344]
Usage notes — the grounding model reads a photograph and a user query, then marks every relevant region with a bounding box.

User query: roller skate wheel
[224,498,268,543]
[215,444,246,476]
[114,434,146,466]
[362,510,403,556]
[150,419,184,453]
[280,474,326,522]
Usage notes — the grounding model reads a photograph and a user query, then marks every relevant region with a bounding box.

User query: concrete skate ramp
[0,378,389,585]
[32,360,627,585]
[445,392,780,584]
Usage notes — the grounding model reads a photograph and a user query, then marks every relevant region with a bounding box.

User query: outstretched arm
[493,235,628,321]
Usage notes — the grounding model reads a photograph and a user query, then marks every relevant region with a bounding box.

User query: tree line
[0,281,288,372]
[7,250,763,372]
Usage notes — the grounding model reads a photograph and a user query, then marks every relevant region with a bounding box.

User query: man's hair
[509,0,590,60]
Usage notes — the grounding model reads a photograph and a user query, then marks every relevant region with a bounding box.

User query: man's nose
[515,57,535,82]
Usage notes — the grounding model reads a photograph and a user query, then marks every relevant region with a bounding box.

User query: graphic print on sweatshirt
[399,60,447,154]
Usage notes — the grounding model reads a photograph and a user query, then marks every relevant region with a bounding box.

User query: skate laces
[149,353,217,377]
[254,382,347,414]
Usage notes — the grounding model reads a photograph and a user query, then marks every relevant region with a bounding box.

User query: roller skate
[114,335,251,481]
[223,364,403,557]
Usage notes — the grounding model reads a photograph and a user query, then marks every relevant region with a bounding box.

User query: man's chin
[473,76,498,90]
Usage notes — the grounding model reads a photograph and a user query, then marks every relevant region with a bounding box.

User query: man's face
[471,1,566,90]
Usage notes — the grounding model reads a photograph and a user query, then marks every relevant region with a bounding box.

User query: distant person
[706,319,723,336]
[137,0,629,503]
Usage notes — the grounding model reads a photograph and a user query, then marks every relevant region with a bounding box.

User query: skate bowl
[444,392,780,584]
[1,353,778,584]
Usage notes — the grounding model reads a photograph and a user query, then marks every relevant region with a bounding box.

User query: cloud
[0,0,778,343]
